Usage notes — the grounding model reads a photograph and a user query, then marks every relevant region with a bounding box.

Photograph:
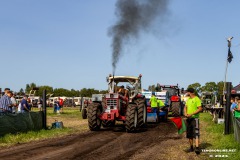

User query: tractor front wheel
[171,102,180,117]
[88,102,102,131]
[82,108,87,119]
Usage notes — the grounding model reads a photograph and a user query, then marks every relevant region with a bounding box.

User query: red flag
[170,117,186,134]
[170,117,182,129]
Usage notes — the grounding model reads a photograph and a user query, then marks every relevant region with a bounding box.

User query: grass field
[200,112,240,159]
[0,107,88,147]
[0,108,239,160]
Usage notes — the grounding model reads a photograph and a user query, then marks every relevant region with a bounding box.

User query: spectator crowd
[0,88,43,115]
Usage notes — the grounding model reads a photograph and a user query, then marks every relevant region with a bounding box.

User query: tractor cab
[107,75,142,100]
[103,75,143,120]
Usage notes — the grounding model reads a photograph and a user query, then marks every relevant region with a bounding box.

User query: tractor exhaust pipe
[111,74,115,93]
[109,73,115,93]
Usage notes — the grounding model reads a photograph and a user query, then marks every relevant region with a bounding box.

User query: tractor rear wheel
[171,102,180,117]
[82,108,87,119]
[126,104,138,132]
[88,102,102,131]
[102,120,115,128]
[137,99,147,127]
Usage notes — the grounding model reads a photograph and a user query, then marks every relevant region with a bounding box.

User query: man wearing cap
[0,89,13,114]
[184,88,202,154]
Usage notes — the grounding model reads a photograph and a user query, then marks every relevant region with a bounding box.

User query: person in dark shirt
[21,95,30,113]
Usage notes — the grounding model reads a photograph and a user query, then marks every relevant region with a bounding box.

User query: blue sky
[1,0,240,92]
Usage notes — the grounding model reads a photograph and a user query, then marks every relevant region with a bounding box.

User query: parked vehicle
[156,84,184,117]
[81,97,94,119]
[142,91,168,123]
[73,97,82,106]
[201,92,215,112]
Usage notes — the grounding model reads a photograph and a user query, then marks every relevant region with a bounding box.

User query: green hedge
[0,112,43,136]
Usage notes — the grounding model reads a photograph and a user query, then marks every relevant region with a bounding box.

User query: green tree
[79,88,101,97]
[25,83,37,94]
[99,90,108,94]
[216,81,225,100]
[148,85,156,92]
[23,82,108,98]
[70,89,80,97]
[201,82,217,92]
[25,84,30,93]
[18,88,25,95]
[53,88,71,97]
[53,88,81,97]
[36,86,53,96]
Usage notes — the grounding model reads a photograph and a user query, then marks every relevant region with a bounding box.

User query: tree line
[17,83,108,97]
[148,81,226,99]
[18,81,226,98]
[187,81,225,99]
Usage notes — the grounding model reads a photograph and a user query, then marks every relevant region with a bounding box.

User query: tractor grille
[106,99,117,109]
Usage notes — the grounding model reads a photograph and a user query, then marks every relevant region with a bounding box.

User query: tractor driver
[157,99,168,121]
[118,85,129,99]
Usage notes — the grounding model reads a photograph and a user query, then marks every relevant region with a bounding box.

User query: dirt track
[0,121,207,160]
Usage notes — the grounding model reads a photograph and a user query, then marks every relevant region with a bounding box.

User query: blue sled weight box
[147,113,158,123]
[52,121,63,129]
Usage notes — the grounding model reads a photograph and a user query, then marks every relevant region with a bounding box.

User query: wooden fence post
[42,89,47,129]
[224,82,232,134]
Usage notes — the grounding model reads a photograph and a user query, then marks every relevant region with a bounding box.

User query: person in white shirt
[10,93,17,114]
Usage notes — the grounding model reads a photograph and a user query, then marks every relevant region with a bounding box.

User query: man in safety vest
[157,99,164,108]
[150,92,158,113]
[184,88,202,155]
[157,99,169,120]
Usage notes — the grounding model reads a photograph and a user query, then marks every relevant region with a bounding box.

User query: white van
[73,97,81,106]
[47,97,58,107]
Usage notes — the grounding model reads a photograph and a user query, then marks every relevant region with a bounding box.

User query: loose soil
[0,120,209,160]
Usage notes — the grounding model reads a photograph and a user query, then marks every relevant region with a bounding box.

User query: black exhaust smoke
[109,0,170,74]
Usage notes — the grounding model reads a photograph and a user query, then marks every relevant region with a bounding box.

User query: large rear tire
[88,102,102,131]
[126,104,138,132]
[172,102,180,117]
[82,108,87,119]
[137,99,147,127]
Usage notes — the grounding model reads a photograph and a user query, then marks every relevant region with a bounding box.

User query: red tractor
[87,74,147,132]
[156,84,184,117]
